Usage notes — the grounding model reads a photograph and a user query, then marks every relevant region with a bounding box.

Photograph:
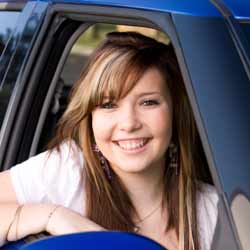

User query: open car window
[36,24,170,152]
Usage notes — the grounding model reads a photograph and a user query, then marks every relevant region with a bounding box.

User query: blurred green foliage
[77,24,116,48]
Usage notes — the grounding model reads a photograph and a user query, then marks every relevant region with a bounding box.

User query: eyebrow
[102,92,161,100]
[137,91,161,97]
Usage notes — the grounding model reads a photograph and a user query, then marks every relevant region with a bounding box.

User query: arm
[0,203,105,246]
[0,171,105,247]
[0,203,55,245]
[0,170,52,245]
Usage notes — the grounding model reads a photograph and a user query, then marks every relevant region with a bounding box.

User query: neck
[113,160,166,215]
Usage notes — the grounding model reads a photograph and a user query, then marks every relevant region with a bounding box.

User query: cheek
[92,112,114,142]
[148,106,172,138]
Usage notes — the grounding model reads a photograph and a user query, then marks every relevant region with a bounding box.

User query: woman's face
[92,67,173,176]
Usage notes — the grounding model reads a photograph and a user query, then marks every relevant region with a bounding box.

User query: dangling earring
[92,144,112,180]
[168,142,178,175]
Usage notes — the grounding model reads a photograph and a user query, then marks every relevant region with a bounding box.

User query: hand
[45,206,105,235]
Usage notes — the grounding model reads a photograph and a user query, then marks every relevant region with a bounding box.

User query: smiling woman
[0,32,218,250]
[92,67,172,176]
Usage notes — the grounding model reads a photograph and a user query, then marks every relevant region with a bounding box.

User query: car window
[37,24,170,151]
[35,23,213,192]
[0,11,19,56]
[0,11,20,131]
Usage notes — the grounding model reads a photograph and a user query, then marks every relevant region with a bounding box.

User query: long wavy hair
[48,31,209,250]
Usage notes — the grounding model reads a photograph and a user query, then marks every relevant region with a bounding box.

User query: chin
[111,160,155,175]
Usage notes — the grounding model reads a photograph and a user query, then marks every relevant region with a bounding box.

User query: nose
[117,105,142,132]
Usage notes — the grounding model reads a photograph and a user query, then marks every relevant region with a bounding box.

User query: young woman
[0,32,218,250]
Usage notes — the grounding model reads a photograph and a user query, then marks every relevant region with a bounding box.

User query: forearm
[0,203,55,246]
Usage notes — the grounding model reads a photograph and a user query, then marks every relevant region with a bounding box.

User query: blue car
[0,0,249,249]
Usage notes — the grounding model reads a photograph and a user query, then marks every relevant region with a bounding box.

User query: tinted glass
[0,11,19,130]
[0,12,19,56]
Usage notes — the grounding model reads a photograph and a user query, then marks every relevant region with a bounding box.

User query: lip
[112,137,151,153]
[113,137,150,141]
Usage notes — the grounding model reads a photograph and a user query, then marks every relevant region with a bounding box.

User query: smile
[114,138,150,151]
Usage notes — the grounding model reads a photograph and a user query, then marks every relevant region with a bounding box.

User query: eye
[99,101,117,109]
[141,99,160,106]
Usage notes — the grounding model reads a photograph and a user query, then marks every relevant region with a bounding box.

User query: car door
[172,2,250,249]
[209,1,250,249]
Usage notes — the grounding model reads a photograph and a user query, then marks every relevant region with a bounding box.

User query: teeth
[117,139,148,150]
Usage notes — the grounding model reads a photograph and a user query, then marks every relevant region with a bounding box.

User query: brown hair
[48,31,208,250]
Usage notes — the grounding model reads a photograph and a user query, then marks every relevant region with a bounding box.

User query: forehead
[129,67,169,96]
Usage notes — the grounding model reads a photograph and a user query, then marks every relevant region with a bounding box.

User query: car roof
[3,0,250,19]
[223,0,250,20]
[40,0,223,17]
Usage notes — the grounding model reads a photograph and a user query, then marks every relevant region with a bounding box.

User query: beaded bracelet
[46,205,61,230]
[15,205,24,240]
[6,205,24,241]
